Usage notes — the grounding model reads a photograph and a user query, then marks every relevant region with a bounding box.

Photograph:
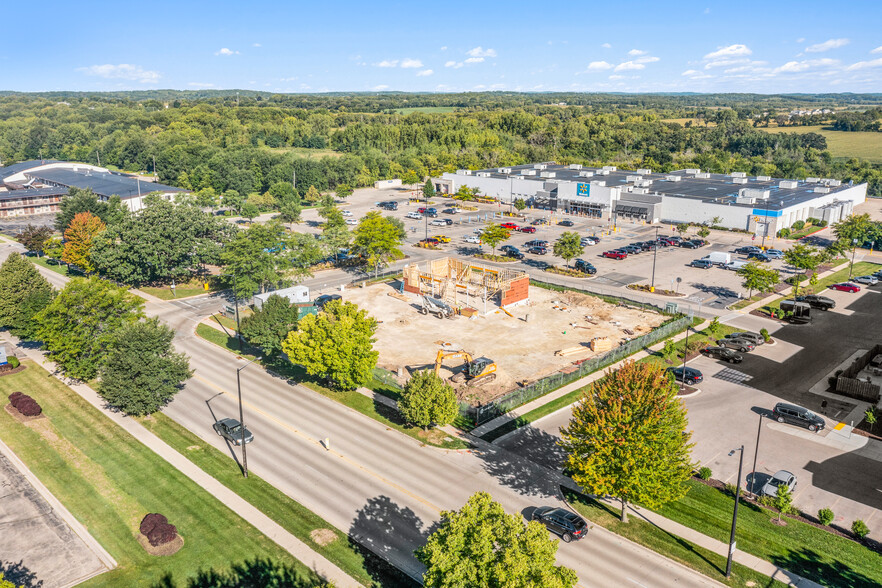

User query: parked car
[314,294,342,309]
[344,218,358,225]
[772,402,825,432]
[519,226,537,233]
[666,366,703,385]
[377,201,398,210]
[690,259,713,269]
[405,212,422,220]
[853,275,879,286]
[341,210,353,217]
[418,238,441,246]
[557,219,575,227]
[723,260,748,271]
[735,246,762,255]
[433,235,450,243]
[603,250,627,260]
[432,218,453,226]
[699,346,743,363]
[501,245,518,254]
[525,239,549,248]
[500,222,519,230]
[464,235,481,244]
[725,331,765,346]
[417,207,428,214]
[764,249,784,259]
[688,239,708,247]
[574,259,597,274]
[581,237,598,246]
[654,238,671,247]
[443,207,461,214]
[795,294,835,310]
[531,218,550,225]
[505,249,525,260]
[829,282,860,293]
[679,240,699,249]
[531,507,588,542]
[761,470,797,497]
[527,246,547,255]
[872,269,882,279]
[213,418,254,445]
[660,236,681,245]
[747,252,771,262]
[718,337,755,352]
[621,245,642,255]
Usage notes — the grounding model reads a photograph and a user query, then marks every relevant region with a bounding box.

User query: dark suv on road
[772,402,825,432]
[795,294,835,310]
[666,366,703,385]
[531,507,588,542]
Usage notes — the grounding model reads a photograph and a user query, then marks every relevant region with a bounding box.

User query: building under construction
[402,257,529,313]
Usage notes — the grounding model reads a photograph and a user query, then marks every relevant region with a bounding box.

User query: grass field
[27,255,74,277]
[140,278,217,300]
[762,125,882,163]
[392,106,457,114]
[264,146,342,158]
[0,361,320,587]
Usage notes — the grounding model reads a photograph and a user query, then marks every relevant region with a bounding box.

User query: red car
[500,222,519,230]
[603,250,627,260]
[417,207,427,213]
[829,282,860,293]
[519,226,537,233]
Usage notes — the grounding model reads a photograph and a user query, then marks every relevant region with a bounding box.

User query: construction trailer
[402,257,529,314]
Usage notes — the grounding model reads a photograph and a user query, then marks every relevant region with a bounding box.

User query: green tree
[239,294,300,359]
[675,223,689,237]
[195,187,218,208]
[416,492,578,588]
[304,185,322,203]
[0,573,20,588]
[35,277,144,380]
[281,300,378,390]
[322,222,351,261]
[0,252,53,338]
[17,224,53,255]
[222,189,243,213]
[422,179,435,201]
[318,193,337,219]
[772,484,794,523]
[697,225,711,239]
[399,371,458,429]
[42,236,64,260]
[401,170,421,186]
[479,224,510,256]
[285,232,324,281]
[553,231,584,268]
[351,212,403,273]
[62,212,105,272]
[335,183,354,199]
[278,198,303,227]
[560,360,694,522]
[783,243,828,296]
[54,187,125,232]
[241,202,260,223]
[98,318,192,415]
[221,221,288,298]
[736,262,780,298]
[711,216,723,227]
[865,407,877,432]
[833,213,874,277]
[513,197,527,212]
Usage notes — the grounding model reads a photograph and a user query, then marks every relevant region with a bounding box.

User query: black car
[558,220,575,227]
[666,366,703,385]
[747,252,771,262]
[527,246,547,255]
[314,294,342,309]
[772,402,825,432]
[690,259,713,269]
[377,201,398,210]
[501,245,518,254]
[213,418,254,445]
[679,241,699,249]
[699,346,743,363]
[574,259,597,274]
[525,239,549,248]
[505,250,525,260]
[531,507,588,542]
[689,239,708,247]
[795,294,835,310]
[735,246,762,255]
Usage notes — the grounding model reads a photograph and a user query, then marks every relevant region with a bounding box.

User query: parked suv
[795,294,835,310]
[690,259,713,269]
[772,402,825,432]
[718,337,755,352]
[735,246,762,255]
[531,507,588,542]
[666,366,703,385]
[725,331,765,346]
[525,239,549,248]
[574,259,597,274]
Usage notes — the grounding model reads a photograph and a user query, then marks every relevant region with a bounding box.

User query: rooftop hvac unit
[730,172,747,178]
[806,177,820,183]
[684,168,701,174]
[631,187,649,194]
[636,168,652,175]
[497,167,512,174]
[626,175,642,183]
[599,169,610,176]
[736,196,756,204]
[733,177,748,184]
[823,178,841,187]
[579,171,594,177]
[591,181,607,187]
[665,175,682,182]
[477,172,491,178]
[534,163,547,170]
[756,175,771,181]
[458,169,472,175]
[636,179,653,188]
[602,165,617,172]
[521,169,537,176]
[740,188,770,199]
[779,180,798,189]
[539,171,556,178]
[695,172,710,179]
[813,187,830,194]
[568,164,583,170]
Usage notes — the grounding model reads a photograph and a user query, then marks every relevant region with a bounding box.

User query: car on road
[853,275,879,286]
[519,226,537,233]
[603,250,627,260]
[500,222,519,230]
[829,282,860,293]
[795,294,835,310]
[314,294,342,309]
[213,418,254,446]
[464,235,481,244]
[525,239,549,248]
[679,240,699,249]
[431,218,453,226]
[405,212,422,220]
[433,235,450,243]
[526,246,547,255]
[764,249,784,259]
[666,366,703,385]
[747,252,772,262]
[717,337,755,352]
[341,210,353,216]
[574,259,597,274]
[531,507,588,542]
[699,346,743,363]
[558,220,575,227]
[690,259,713,269]
[772,402,825,432]
[725,331,765,346]
[761,470,797,497]
[531,218,550,225]
[735,246,762,255]
[344,218,358,225]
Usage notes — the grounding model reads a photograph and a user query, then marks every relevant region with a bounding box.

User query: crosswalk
[713,367,754,386]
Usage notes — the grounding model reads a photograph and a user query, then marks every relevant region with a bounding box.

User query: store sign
[577,183,590,196]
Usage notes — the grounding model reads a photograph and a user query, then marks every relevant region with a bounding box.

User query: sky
[3,0,881,94]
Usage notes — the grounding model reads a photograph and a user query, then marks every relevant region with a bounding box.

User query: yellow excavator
[434,348,497,385]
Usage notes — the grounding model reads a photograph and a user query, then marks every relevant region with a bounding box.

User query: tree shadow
[150,557,326,587]
[0,560,43,588]
[476,425,565,497]
[348,495,429,587]
[689,283,738,299]
[769,547,880,588]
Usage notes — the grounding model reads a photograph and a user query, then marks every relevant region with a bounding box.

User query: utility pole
[236,355,262,478]
[152,155,157,180]
[726,446,745,578]
[650,225,659,292]
[749,414,763,495]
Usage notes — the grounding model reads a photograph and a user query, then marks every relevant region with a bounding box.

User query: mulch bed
[138,533,184,556]
[4,403,45,424]
[0,365,27,378]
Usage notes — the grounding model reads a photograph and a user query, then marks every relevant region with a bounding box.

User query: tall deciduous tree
[783,243,828,296]
[35,277,144,380]
[62,212,105,272]
[401,170,421,186]
[553,231,584,268]
[304,185,321,203]
[416,492,578,588]
[399,371,458,429]
[422,179,435,201]
[833,213,874,276]
[239,294,300,359]
[241,202,260,223]
[737,262,780,298]
[560,360,694,522]
[351,212,403,273]
[221,221,288,298]
[278,198,302,227]
[42,236,64,260]
[513,197,527,212]
[479,224,510,256]
[98,318,192,415]
[17,224,53,255]
[54,187,125,232]
[281,300,378,390]
[335,183,353,199]
[0,252,53,338]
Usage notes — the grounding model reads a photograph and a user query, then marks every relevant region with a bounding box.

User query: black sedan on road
[699,346,743,363]
[531,507,588,542]
[213,418,254,445]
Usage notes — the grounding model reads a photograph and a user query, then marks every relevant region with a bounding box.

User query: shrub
[698,466,712,480]
[724,483,739,496]
[777,228,792,238]
[759,328,770,342]
[8,391,24,404]
[662,339,676,356]
[707,317,721,336]
[818,508,834,526]
[805,217,819,226]
[7,357,19,368]
[140,513,168,536]
[791,220,805,230]
[816,220,828,227]
[852,519,870,539]
[8,392,41,416]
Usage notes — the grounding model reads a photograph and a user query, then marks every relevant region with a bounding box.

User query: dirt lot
[342,282,667,404]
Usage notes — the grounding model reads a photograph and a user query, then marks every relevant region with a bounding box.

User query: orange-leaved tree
[63,211,106,273]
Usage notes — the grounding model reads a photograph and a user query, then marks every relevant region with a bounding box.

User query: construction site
[341,258,669,404]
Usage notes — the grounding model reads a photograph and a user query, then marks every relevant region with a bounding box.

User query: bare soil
[309,528,338,546]
[342,283,666,404]
[138,533,184,556]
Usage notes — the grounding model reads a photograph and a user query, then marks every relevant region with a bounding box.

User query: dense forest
[1,91,880,198]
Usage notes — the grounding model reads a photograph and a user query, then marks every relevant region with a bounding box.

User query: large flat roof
[0,186,68,201]
[0,160,62,180]
[458,163,858,211]
[24,168,185,200]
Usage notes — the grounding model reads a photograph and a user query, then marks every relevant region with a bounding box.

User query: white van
[702,252,731,266]
[723,260,748,271]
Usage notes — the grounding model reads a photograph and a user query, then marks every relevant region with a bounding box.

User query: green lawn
[764,261,882,312]
[565,488,788,588]
[194,324,468,450]
[392,106,457,114]
[762,125,882,163]
[787,225,827,240]
[0,361,321,587]
[27,255,75,277]
[138,413,416,588]
[139,280,215,300]
[655,480,882,587]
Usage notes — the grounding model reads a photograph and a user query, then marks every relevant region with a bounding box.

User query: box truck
[702,252,732,266]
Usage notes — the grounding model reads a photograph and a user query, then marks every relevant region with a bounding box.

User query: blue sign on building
[577,183,590,196]
[751,208,783,217]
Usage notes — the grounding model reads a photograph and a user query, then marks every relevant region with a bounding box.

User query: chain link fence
[371,366,403,391]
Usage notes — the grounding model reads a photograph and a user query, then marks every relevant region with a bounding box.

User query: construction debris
[590,337,612,352]
[555,345,589,357]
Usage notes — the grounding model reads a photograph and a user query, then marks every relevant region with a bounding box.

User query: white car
[465,235,481,244]
[581,238,598,246]
[430,219,448,226]
[341,210,353,217]
[406,212,422,220]
[473,227,486,234]
[345,218,358,225]
[853,275,879,286]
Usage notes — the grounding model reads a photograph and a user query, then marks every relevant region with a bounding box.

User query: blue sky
[3,0,881,94]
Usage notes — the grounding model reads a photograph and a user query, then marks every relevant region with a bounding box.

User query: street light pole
[236,356,262,478]
[726,445,745,578]
[650,225,659,292]
[750,414,763,495]
[848,238,858,280]
[232,273,241,351]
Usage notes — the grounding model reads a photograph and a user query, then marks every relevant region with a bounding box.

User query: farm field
[762,125,882,163]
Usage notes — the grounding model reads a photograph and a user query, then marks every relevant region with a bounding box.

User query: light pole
[650,226,660,292]
[726,445,745,578]
[236,355,262,478]
[749,414,763,495]
[848,238,858,280]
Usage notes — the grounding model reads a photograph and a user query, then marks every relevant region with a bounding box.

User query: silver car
[853,275,879,286]
[761,470,796,497]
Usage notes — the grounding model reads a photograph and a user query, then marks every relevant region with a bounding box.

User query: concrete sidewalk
[3,335,362,588]
[734,260,851,315]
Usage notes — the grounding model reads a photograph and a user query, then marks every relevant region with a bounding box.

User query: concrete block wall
[501,276,530,307]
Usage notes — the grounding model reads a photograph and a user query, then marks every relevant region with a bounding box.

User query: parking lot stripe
[833,422,846,431]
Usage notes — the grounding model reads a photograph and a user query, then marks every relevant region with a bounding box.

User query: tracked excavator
[434,347,497,385]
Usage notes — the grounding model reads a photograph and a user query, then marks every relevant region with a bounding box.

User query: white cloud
[587,61,613,71]
[628,49,647,56]
[375,60,398,67]
[601,43,612,49]
[215,48,239,56]
[703,7,710,13]
[400,58,423,68]
[252,43,262,48]
[77,63,160,83]
[440,46,448,51]
[704,44,752,59]
[188,82,215,88]
[416,69,434,77]
[467,46,497,58]
[444,60,463,69]
[773,58,839,73]
[805,38,849,53]
[871,46,882,54]
[615,61,645,72]
[608,75,627,80]
[682,69,700,76]
[705,58,749,69]
[465,57,484,64]
[846,57,882,71]
[371,85,389,91]
[796,38,806,43]
[634,55,660,64]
